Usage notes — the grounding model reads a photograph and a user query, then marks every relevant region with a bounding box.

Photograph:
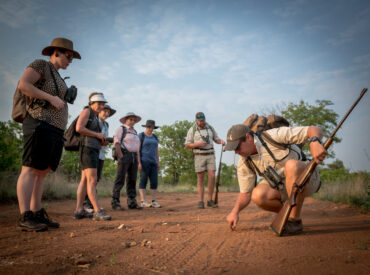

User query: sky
[0,0,369,172]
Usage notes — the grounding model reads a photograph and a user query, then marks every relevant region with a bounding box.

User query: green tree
[220,162,237,186]
[281,99,339,159]
[59,151,80,180]
[0,120,23,172]
[157,120,195,185]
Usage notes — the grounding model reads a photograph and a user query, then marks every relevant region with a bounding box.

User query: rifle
[270,88,368,236]
[214,145,224,204]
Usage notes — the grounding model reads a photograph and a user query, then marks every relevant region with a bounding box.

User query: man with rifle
[224,123,327,235]
[185,112,225,209]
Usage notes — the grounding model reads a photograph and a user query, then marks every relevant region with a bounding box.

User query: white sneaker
[141,200,152,208]
[151,200,161,208]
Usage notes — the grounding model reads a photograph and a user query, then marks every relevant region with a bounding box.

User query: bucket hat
[42,37,81,59]
[103,104,116,117]
[89,93,107,104]
[120,112,141,124]
[224,124,252,151]
[142,120,159,129]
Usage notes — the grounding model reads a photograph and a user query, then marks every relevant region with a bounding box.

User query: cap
[195,112,205,120]
[224,124,251,151]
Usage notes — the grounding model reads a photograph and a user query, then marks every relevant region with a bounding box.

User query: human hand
[220,139,226,146]
[226,212,239,231]
[49,96,65,110]
[138,163,142,170]
[310,142,327,164]
[196,140,207,148]
[97,133,106,143]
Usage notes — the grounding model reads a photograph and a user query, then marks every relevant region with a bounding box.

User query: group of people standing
[15,38,161,232]
[15,37,328,236]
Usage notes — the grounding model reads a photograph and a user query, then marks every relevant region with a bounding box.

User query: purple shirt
[114,125,140,153]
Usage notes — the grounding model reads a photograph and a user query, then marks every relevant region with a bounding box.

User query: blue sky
[0,0,369,171]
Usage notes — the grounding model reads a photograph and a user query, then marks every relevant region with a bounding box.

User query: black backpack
[64,109,96,151]
[112,126,128,161]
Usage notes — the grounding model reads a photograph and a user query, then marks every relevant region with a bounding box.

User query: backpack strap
[139,132,146,157]
[255,132,290,163]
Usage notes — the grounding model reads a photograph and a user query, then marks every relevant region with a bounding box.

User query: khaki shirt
[185,123,220,153]
[238,126,309,193]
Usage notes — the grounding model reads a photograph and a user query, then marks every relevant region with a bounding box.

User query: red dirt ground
[0,192,369,274]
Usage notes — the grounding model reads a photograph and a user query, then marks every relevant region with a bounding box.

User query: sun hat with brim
[224,124,252,151]
[142,120,159,129]
[42,37,81,59]
[103,104,116,117]
[89,93,107,104]
[120,112,141,124]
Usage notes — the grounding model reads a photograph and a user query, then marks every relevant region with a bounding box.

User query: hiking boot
[74,209,94,220]
[17,211,48,232]
[207,200,218,208]
[198,201,205,209]
[34,208,59,228]
[151,200,161,208]
[141,200,152,208]
[128,198,142,210]
[93,208,112,221]
[111,198,123,210]
[282,218,303,235]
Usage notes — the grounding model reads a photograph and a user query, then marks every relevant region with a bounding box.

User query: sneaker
[83,199,94,214]
[74,209,94,220]
[34,208,60,228]
[141,200,152,208]
[198,201,205,209]
[282,219,303,235]
[93,208,112,221]
[111,198,123,210]
[207,200,218,208]
[151,200,161,208]
[17,211,48,232]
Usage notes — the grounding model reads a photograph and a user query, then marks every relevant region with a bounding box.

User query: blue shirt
[139,133,158,164]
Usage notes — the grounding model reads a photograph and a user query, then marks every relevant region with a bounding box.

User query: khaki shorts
[194,154,216,173]
[259,166,321,202]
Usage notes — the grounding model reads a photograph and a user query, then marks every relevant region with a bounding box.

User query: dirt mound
[0,193,369,274]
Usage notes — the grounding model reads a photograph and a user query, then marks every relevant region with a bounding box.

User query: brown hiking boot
[282,218,303,235]
[17,211,48,232]
[34,208,60,228]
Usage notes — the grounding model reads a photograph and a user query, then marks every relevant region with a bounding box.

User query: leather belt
[194,152,214,156]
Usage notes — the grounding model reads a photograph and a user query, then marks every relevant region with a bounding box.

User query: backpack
[112,126,128,161]
[139,132,158,157]
[11,82,30,123]
[64,108,96,151]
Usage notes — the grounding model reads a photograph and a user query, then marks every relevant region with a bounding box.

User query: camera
[64,85,77,104]
[106,137,114,143]
[33,85,77,108]
[201,136,210,144]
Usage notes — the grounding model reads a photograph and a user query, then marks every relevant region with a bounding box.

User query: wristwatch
[308,136,322,144]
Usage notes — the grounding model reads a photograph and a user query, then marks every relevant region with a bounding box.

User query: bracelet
[308,136,322,144]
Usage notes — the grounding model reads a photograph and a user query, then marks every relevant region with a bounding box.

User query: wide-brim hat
[142,120,159,129]
[103,104,116,117]
[120,112,141,124]
[42,37,81,59]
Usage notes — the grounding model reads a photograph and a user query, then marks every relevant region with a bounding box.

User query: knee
[251,188,267,206]
[284,160,299,177]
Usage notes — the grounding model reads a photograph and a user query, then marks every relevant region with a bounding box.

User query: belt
[194,152,214,156]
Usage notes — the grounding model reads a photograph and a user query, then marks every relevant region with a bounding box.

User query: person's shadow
[301,220,370,235]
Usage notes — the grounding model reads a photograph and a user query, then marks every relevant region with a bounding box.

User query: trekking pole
[214,145,224,204]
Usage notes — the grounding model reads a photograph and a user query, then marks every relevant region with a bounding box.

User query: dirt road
[0,193,369,274]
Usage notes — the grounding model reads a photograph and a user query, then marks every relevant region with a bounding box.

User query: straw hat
[42,37,81,59]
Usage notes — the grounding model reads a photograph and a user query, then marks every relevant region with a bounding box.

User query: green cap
[195,112,205,120]
[224,124,251,151]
